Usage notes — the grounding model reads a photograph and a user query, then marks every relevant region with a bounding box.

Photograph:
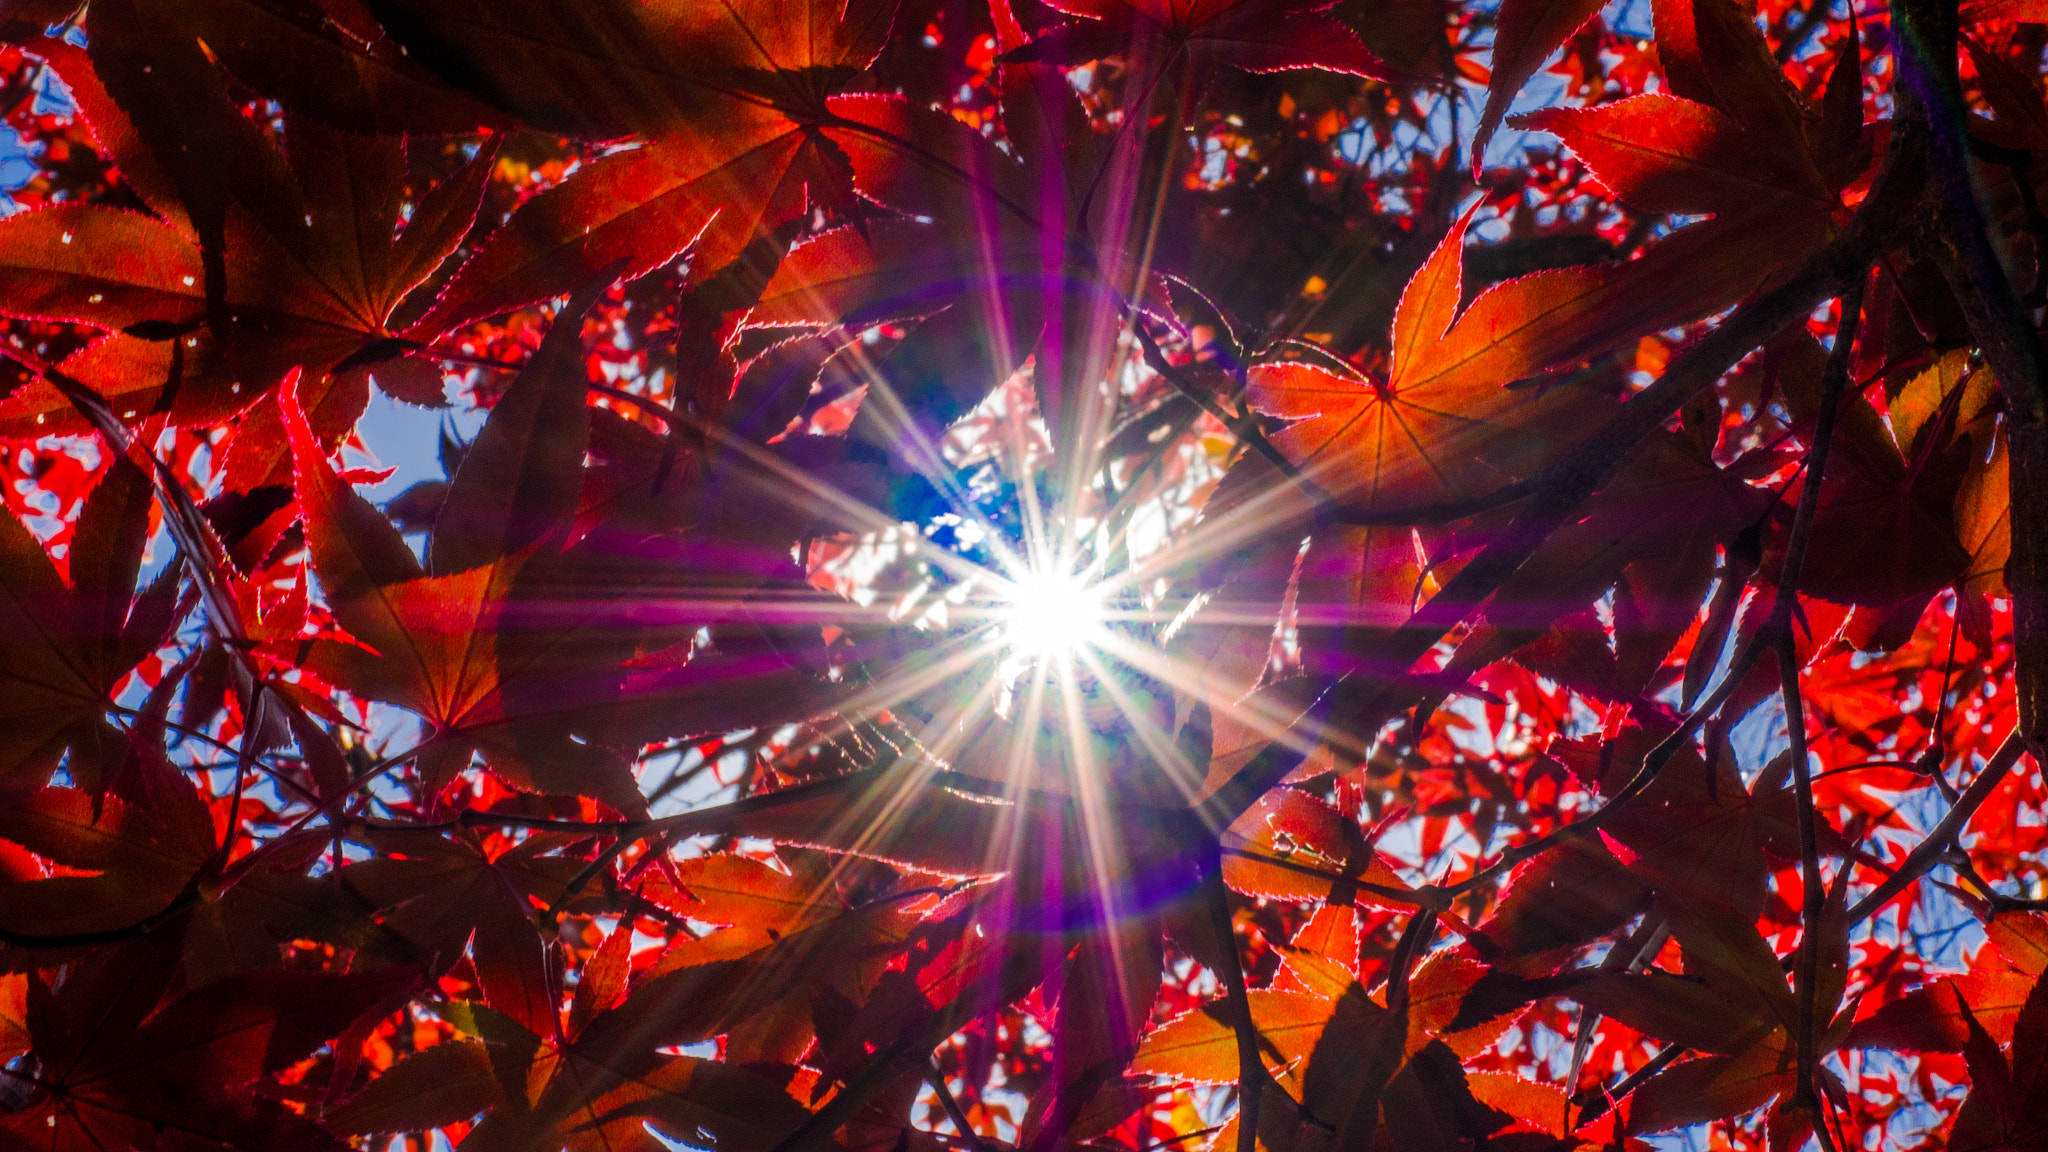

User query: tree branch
[1202,858,1268,1152]
[1202,191,1894,830]
[1566,909,1668,1109]
[1772,277,1863,1127]
[1891,0,2048,743]
[1131,318,1330,505]
[925,1060,992,1152]
[770,939,1040,1152]
[1444,619,1771,899]
[1574,1043,1686,1125]
[1847,729,2030,924]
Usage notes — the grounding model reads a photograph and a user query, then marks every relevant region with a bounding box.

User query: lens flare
[1003,569,1104,661]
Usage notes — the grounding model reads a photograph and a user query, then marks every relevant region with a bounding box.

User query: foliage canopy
[0,0,2046,1149]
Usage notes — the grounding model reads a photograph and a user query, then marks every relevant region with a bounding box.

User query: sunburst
[1000,567,1106,663]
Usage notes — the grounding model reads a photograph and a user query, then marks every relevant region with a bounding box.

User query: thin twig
[1847,730,2030,924]
[1135,1126,1225,1152]
[0,894,201,948]
[0,342,282,878]
[1130,319,1321,497]
[1202,189,1896,832]
[1202,859,1266,1152]
[924,1060,991,1152]
[768,939,1040,1152]
[1566,910,1668,1109]
[1769,278,1864,638]
[1574,1043,1686,1124]
[1217,845,1446,912]
[1774,0,1837,63]
[1442,630,1771,899]
[1920,603,1966,803]
[1770,279,1862,1126]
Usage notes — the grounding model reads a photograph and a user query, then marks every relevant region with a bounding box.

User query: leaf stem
[1217,845,1451,915]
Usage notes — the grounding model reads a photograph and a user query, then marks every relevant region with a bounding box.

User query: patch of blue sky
[0,127,38,213]
[344,382,481,565]
[645,742,753,821]
[1742,684,1992,977]
[31,57,75,117]
[1642,1122,1717,1151]
[1336,0,1656,233]
[1450,0,1661,175]
[349,379,483,499]
[0,56,78,215]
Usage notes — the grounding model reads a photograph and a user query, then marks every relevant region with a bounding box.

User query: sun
[1002,569,1105,662]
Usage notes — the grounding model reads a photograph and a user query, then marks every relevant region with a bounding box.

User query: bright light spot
[1003,569,1103,661]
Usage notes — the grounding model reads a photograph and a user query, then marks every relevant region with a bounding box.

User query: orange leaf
[1845,971,2041,1052]
[650,854,843,935]
[1254,204,1809,517]
[1131,990,1337,1090]
[1274,905,1359,998]
[1991,911,2048,977]
[1466,1071,1572,1137]
[1513,95,1833,217]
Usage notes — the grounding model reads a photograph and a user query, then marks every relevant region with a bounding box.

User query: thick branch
[1891,0,2048,742]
